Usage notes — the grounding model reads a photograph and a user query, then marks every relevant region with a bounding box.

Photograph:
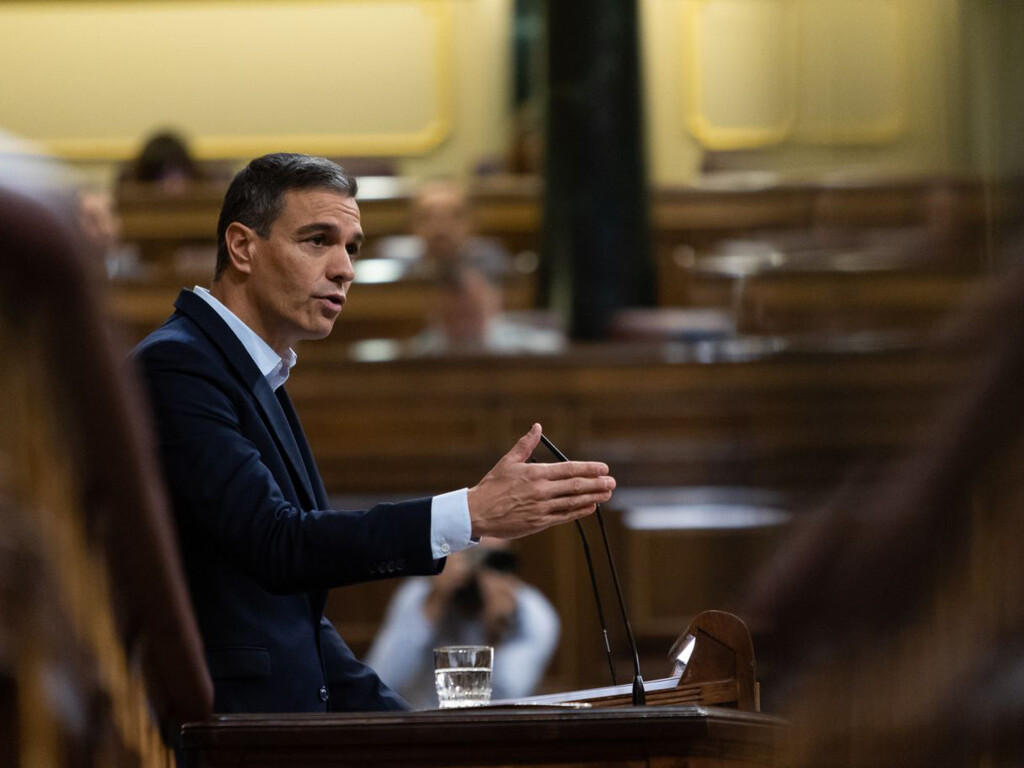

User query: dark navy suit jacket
[133,289,439,713]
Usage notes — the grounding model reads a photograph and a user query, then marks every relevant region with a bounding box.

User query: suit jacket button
[319,685,329,702]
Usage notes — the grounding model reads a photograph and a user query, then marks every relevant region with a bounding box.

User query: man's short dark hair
[215,153,358,279]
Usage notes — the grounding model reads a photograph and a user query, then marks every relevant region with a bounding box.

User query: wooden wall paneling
[287,345,958,499]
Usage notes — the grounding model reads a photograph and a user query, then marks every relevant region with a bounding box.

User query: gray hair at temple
[214,153,358,279]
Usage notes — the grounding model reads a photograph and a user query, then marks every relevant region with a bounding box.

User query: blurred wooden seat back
[0,185,211,768]
[745,264,1024,768]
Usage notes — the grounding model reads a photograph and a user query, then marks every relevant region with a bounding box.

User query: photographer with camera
[365,538,560,708]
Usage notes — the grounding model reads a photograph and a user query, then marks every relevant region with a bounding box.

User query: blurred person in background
[407,262,564,355]
[77,188,120,259]
[366,537,560,708]
[374,178,512,279]
[76,186,142,279]
[120,130,202,194]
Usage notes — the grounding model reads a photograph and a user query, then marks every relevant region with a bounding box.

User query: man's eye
[309,235,327,246]
[346,243,360,256]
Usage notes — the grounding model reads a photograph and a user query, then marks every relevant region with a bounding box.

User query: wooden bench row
[105,258,983,350]
[117,175,1023,270]
[288,340,958,498]
[105,269,540,347]
[109,174,1010,345]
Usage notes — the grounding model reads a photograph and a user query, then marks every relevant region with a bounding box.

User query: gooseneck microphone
[538,434,646,706]
[529,456,617,685]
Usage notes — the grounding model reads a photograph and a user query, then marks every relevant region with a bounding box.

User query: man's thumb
[504,423,542,464]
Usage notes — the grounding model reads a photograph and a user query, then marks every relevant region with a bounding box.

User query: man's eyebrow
[295,223,364,244]
[295,222,339,235]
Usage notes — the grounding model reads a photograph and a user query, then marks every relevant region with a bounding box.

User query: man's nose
[329,249,356,283]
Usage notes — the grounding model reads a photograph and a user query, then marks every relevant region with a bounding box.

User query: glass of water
[433,645,493,708]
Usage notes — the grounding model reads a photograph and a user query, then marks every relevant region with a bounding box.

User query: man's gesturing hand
[467,423,615,540]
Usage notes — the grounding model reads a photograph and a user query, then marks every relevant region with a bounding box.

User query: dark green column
[542,1,655,340]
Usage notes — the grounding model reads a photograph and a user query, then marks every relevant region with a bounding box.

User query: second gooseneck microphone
[538,433,646,706]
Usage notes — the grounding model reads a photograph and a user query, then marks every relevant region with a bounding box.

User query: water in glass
[434,666,492,708]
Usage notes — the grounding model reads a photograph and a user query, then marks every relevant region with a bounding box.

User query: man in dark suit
[133,153,615,713]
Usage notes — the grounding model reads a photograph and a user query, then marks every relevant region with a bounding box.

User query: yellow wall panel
[0,0,455,160]
[795,0,906,143]
[682,0,797,149]
[678,0,909,151]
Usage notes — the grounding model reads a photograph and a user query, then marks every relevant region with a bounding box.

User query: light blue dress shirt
[192,286,474,560]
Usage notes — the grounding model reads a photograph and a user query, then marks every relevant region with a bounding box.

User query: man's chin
[297,322,338,345]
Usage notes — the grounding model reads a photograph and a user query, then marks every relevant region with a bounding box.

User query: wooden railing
[288,339,958,496]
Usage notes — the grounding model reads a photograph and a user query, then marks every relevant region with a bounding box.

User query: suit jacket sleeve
[135,336,438,595]
[320,617,410,711]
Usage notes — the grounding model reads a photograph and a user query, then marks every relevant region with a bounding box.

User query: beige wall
[641,0,968,184]
[0,0,974,186]
[0,0,512,183]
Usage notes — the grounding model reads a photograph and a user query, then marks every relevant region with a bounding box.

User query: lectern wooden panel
[182,706,785,768]
[523,611,759,711]
[183,612,779,768]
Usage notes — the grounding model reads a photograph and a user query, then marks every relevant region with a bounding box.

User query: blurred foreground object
[745,261,1024,768]
[0,154,212,766]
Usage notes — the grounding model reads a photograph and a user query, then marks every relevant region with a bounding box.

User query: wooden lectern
[518,610,760,710]
[182,611,783,768]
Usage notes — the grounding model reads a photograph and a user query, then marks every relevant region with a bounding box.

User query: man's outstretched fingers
[501,423,543,466]
[544,475,616,500]
[560,503,599,523]
[545,492,613,515]
[541,460,611,480]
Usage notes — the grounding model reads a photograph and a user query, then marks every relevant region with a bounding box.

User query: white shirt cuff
[430,488,475,560]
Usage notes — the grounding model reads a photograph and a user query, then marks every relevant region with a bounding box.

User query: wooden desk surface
[182,705,786,768]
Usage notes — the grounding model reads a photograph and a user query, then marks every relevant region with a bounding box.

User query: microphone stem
[539,433,645,705]
[576,520,619,686]
[532,451,619,687]
[595,504,646,706]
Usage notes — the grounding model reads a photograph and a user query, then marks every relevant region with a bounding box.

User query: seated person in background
[374,178,512,278]
[120,129,202,194]
[76,186,141,279]
[77,188,120,264]
[366,538,560,708]
[406,262,565,355]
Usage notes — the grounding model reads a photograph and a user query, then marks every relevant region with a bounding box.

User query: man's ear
[223,222,258,275]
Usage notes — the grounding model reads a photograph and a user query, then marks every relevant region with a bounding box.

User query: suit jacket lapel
[173,289,318,509]
[276,387,329,509]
